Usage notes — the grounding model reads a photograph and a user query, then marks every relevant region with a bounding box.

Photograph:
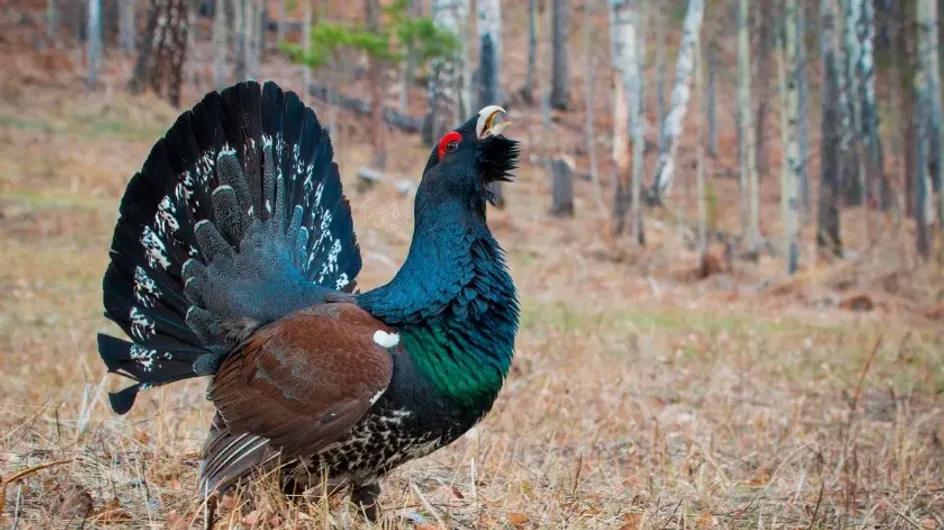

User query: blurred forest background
[2,0,944,528]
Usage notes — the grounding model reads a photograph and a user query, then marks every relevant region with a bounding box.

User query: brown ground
[1,2,943,529]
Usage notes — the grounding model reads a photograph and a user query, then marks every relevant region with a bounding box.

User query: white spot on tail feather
[372,330,399,349]
[335,273,349,290]
[129,344,157,372]
[141,226,171,270]
[133,266,160,308]
[129,307,156,341]
[155,196,179,236]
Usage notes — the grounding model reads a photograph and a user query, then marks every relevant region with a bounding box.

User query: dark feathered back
[98,81,361,414]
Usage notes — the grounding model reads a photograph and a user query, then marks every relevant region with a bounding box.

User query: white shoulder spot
[368,388,386,405]
[372,330,400,349]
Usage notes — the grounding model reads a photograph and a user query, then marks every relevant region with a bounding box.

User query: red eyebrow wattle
[437,132,462,159]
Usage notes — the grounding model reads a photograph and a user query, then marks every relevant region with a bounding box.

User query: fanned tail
[99,81,361,414]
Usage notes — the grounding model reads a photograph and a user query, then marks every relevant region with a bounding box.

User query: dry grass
[3,6,944,529]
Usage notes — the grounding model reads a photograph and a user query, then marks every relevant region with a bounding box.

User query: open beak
[476,105,510,139]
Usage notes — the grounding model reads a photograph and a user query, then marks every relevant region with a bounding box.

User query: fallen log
[307,83,424,134]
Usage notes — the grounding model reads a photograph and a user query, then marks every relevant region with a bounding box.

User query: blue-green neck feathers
[358,197,518,409]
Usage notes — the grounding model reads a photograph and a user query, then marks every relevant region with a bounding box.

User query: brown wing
[200,303,395,494]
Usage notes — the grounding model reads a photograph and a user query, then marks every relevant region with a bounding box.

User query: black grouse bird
[96,80,519,521]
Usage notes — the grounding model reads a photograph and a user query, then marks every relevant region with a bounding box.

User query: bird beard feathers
[479,135,520,207]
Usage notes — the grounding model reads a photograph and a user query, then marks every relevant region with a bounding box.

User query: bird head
[417,106,519,210]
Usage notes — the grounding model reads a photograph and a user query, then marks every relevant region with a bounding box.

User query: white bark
[429,0,469,133]
[87,0,102,89]
[695,35,707,258]
[477,0,502,104]
[608,0,638,232]
[918,0,941,245]
[649,0,704,201]
[782,0,801,274]
[737,0,760,251]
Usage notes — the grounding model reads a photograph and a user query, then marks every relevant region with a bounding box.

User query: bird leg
[350,483,382,521]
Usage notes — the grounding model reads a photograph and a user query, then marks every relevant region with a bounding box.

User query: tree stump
[549,156,575,217]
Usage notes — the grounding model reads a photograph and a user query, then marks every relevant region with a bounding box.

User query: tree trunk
[128,0,161,94]
[367,0,386,170]
[234,0,246,81]
[630,1,646,245]
[550,156,575,217]
[118,0,135,54]
[818,0,843,258]
[276,0,286,44]
[608,0,638,235]
[917,0,941,253]
[47,0,58,46]
[707,40,717,158]
[841,0,865,206]
[782,0,801,274]
[164,0,189,107]
[857,0,891,210]
[478,0,503,205]
[550,0,570,110]
[738,0,761,251]
[796,0,809,216]
[521,0,538,104]
[695,33,707,260]
[583,2,602,209]
[303,0,313,95]
[425,0,468,145]
[755,0,773,179]
[87,0,102,89]
[213,0,228,90]
[655,2,666,152]
[649,0,704,202]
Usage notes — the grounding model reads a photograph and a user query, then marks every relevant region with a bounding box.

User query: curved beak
[476,105,509,139]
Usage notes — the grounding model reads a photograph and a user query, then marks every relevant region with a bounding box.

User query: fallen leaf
[451,485,464,499]
[95,498,133,525]
[620,512,644,530]
[695,511,714,528]
[506,512,529,528]
[839,293,874,312]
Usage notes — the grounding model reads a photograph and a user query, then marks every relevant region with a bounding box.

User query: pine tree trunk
[550,0,570,110]
[818,0,843,258]
[857,0,891,210]
[695,34,707,259]
[119,0,135,54]
[610,75,629,235]
[782,0,801,274]
[128,0,160,94]
[737,0,760,251]
[583,3,603,209]
[87,0,102,89]
[213,0,228,90]
[367,0,386,170]
[649,0,704,201]
[630,1,646,245]
[164,0,189,108]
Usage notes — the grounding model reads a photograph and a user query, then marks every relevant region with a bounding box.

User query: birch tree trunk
[119,0,136,54]
[755,0,773,178]
[608,0,637,235]
[87,0,102,89]
[550,0,570,110]
[917,0,941,254]
[425,0,467,145]
[212,0,228,90]
[856,0,890,210]
[842,0,865,206]
[737,0,760,251]
[655,2,666,152]
[818,0,843,257]
[478,0,503,206]
[649,0,704,202]
[234,0,246,81]
[782,0,801,274]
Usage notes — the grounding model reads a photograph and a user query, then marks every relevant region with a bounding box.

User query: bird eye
[446,141,458,152]
[437,131,463,159]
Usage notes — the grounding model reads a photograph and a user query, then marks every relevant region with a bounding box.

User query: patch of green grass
[0,190,117,212]
[0,113,61,134]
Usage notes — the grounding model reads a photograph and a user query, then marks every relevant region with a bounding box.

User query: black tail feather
[99,81,362,414]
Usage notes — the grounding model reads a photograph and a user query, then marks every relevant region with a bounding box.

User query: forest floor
[2,3,944,529]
